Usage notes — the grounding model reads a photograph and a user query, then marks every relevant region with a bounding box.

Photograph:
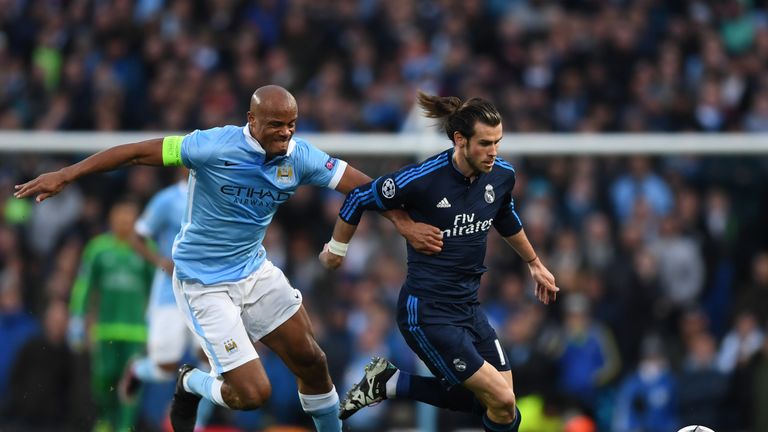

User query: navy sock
[482,406,521,432]
[397,372,484,415]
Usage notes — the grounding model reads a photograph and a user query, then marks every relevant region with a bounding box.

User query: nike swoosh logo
[223,160,239,166]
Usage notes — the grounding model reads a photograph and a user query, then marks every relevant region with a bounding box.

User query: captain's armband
[162,136,184,167]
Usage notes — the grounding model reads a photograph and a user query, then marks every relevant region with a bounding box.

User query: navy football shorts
[396,291,511,388]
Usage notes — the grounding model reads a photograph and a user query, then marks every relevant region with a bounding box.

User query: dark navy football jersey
[339,148,522,302]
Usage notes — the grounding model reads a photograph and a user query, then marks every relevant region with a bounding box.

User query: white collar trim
[242,125,297,156]
[242,125,265,154]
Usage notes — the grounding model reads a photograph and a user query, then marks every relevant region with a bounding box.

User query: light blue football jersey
[172,125,347,285]
[135,181,187,306]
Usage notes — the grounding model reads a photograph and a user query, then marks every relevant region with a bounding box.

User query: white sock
[298,386,339,413]
[385,370,400,399]
[182,370,193,393]
[209,377,228,407]
[183,369,229,408]
[299,387,341,432]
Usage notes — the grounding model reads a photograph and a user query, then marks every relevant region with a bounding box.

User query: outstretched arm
[502,229,559,305]
[129,233,174,275]
[15,138,165,202]
[334,164,442,255]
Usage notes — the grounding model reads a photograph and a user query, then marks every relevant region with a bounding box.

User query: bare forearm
[503,229,538,263]
[129,233,163,267]
[16,138,166,202]
[381,208,409,231]
[332,217,358,243]
[61,139,164,182]
[334,165,372,194]
[505,228,558,304]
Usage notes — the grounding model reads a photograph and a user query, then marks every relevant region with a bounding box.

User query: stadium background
[1,0,768,431]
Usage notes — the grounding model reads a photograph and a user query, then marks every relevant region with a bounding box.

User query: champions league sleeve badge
[484,184,495,203]
[382,178,396,199]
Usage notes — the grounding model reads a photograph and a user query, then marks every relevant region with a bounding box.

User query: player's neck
[451,149,480,181]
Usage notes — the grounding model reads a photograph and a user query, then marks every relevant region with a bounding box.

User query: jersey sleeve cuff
[327,160,348,190]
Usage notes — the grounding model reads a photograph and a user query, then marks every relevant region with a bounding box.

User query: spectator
[611,156,674,223]
[717,310,764,374]
[3,300,76,431]
[554,294,621,410]
[678,332,728,428]
[612,335,679,432]
[0,283,39,410]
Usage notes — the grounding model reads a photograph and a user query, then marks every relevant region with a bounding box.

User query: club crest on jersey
[276,162,294,184]
[484,184,495,203]
[453,358,467,372]
[382,178,396,199]
[223,338,239,353]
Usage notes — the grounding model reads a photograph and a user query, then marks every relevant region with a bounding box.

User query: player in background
[69,197,154,432]
[15,85,442,432]
[320,92,559,432]
[117,167,214,428]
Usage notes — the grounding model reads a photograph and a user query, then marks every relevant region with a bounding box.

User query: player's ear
[453,131,467,148]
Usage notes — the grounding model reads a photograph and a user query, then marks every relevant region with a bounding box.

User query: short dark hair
[416,91,501,142]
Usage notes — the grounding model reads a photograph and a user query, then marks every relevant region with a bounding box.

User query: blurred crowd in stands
[2,0,768,431]
[3,0,768,132]
[2,153,767,432]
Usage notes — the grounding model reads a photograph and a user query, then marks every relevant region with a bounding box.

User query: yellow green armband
[162,136,184,167]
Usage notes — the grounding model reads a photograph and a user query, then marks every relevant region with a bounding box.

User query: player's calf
[481,389,520,432]
[216,360,273,410]
[221,379,271,410]
[286,340,332,391]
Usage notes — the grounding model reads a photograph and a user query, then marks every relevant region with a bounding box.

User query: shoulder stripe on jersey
[395,153,448,184]
[398,160,449,188]
[494,158,515,172]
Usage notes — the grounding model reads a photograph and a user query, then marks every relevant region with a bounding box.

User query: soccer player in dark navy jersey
[320,92,558,432]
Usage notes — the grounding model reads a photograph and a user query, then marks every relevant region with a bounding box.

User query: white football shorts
[147,304,196,364]
[172,259,303,374]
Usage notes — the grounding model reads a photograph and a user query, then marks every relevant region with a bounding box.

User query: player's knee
[237,381,272,410]
[485,388,517,422]
[293,342,327,371]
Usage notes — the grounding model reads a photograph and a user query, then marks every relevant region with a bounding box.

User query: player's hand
[158,258,175,275]
[528,258,559,305]
[14,170,70,203]
[319,243,344,270]
[399,221,443,255]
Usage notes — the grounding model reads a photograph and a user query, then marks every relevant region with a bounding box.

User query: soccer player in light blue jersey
[116,168,196,393]
[15,85,443,432]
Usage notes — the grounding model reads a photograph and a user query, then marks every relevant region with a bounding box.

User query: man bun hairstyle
[416,91,501,142]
